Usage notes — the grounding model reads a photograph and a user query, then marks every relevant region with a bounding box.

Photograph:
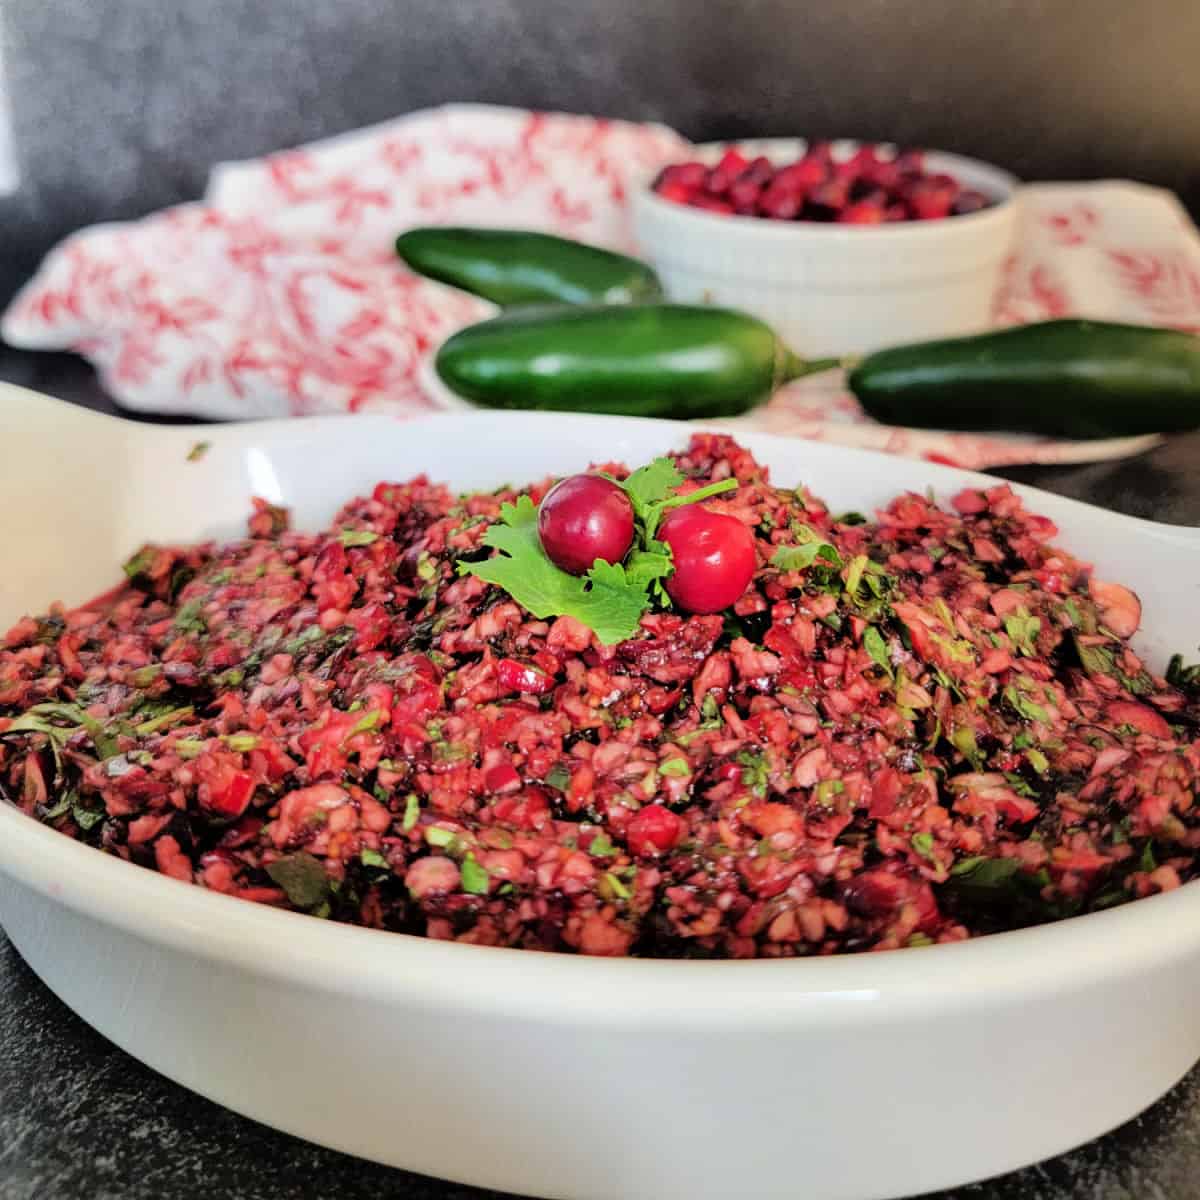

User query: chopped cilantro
[186,440,212,463]
[950,725,985,770]
[659,757,691,778]
[862,626,892,677]
[813,779,844,806]
[1004,609,1041,657]
[460,854,490,895]
[588,832,617,857]
[911,831,936,860]
[122,547,156,582]
[600,871,632,901]
[402,793,421,832]
[425,826,458,849]
[344,708,386,740]
[1003,684,1050,724]
[360,848,388,869]
[173,599,207,635]
[338,529,379,548]
[73,803,105,831]
[771,533,842,572]
[1026,747,1049,774]
[133,706,193,736]
[737,749,770,797]
[266,852,330,908]
[545,763,571,792]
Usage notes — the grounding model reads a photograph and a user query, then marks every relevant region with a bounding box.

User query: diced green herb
[862,626,892,678]
[1026,747,1049,774]
[911,831,936,860]
[266,852,330,908]
[545,763,571,792]
[338,529,379,548]
[134,706,194,736]
[460,854,490,895]
[1139,841,1158,874]
[835,511,867,526]
[73,803,105,831]
[344,708,386,740]
[1004,609,1042,657]
[186,440,212,462]
[588,832,617,857]
[402,793,421,832]
[122,547,156,581]
[843,555,867,599]
[1073,635,1115,679]
[771,539,842,573]
[222,733,260,753]
[946,855,1021,888]
[950,725,985,770]
[41,790,75,821]
[737,749,770,797]
[659,757,691,778]
[813,779,844,806]
[425,826,458,850]
[173,599,207,635]
[360,848,388,869]
[1003,684,1049,724]
[600,871,632,901]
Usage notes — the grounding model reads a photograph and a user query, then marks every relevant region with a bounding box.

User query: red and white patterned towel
[4,103,1199,468]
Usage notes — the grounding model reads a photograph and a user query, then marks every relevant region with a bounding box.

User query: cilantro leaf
[267,852,330,909]
[622,457,683,517]
[771,540,842,571]
[862,626,893,678]
[1004,609,1041,657]
[459,496,650,644]
[460,854,490,895]
[338,529,379,548]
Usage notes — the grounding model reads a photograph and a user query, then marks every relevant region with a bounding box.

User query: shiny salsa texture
[0,433,1196,958]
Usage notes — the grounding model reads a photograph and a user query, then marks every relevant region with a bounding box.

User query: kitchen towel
[5,103,1199,468]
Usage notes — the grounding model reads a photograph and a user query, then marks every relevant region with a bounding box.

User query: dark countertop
[2,347,1199,1200]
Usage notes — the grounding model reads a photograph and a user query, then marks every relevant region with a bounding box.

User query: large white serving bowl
[0,386,1198,1200]
[631,139,1019,357]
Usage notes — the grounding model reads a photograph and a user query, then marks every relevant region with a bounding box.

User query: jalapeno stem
[778,349,844,383]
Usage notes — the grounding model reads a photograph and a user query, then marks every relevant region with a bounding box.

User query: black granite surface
[2,348,1200,1200]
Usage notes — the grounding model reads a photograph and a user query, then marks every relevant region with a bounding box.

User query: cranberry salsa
[653,143,992,224]
[3,434,1198,958]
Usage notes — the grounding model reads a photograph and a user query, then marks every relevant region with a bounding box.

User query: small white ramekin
[631,139,1020,357]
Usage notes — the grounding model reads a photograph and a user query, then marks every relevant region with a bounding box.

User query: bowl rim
[1,397,1198,1024]
[632,137,1020,241]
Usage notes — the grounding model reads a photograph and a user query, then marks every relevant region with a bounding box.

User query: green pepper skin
[396,228,663,307]
[849,319,1200,439]
[435,304,797,419]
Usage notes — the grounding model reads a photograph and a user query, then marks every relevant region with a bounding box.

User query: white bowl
[631,139,1020,358]
[1,388,1199,1200]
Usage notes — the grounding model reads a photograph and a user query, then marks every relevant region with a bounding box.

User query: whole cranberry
[538,475,634,576]
[659,504,756,614]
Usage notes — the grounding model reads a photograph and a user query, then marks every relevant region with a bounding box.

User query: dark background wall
[3,0,1199,305]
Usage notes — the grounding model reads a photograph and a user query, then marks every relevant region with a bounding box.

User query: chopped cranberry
[496,657,556,695]
[625,804,684,857]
